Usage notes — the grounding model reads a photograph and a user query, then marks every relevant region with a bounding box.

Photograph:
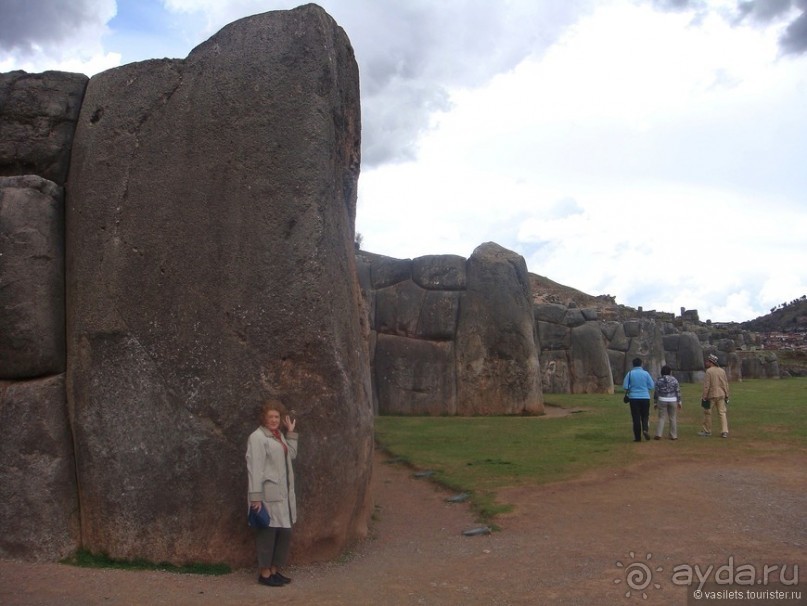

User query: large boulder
[676,332,705,371]
[418,290,461,340]
[0,71,87,185]
[365,252,412,288]
[740,351,780,379]
[375,280,427,337]
[536,320,570,351]
[65,5,371,567]
[570,322,614,394]
[624,319,665,378]
[374,334,456,415]
[411,254,466,290]
[0,375,79,561]
[455,243,543,415]
[0,176,65,378]
[540,350,571,394]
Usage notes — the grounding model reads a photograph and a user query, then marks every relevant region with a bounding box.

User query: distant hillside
[528,273,611,308]
[530,272,806,335]
[529,273,651,323]
[741,298,807,333]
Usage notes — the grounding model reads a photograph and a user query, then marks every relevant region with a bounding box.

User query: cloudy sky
[2,0,806,322]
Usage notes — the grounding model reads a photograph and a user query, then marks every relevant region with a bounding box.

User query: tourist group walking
[622,355,729,441]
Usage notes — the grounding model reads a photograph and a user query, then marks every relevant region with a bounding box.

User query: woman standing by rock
[246,399,298,587]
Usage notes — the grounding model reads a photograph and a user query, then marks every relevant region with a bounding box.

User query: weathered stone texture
[570,322,613,393]
[0,375,79,561]
[363,245,543,415]
[374,334,456,415]
[0,176,65,378]
[623,319,665,378]
[541,350,571,394]
[65,5,370,567]
[455,243,543,415]
[0,71,87,184]
[411,254,466,290]
[536,320,570,351]
[366,253,412,288]
[534,302,567,325]
[418,290,461,340]
[375,280,426,337]
[740,351,780,379]
[673,332,704,371]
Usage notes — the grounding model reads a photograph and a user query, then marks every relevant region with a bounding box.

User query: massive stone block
[673,331,704,371]
[0,375,79,561]
[740,351,780,379]
[570,322,613,394]
[375,280,427,337]
[0,176,65,378]
[534,302,567,325]
[365,252,412,288]
[418,290,460,340]
[0,71,87,185]
[536,320,570,351]
[540,350,570,394]
[455,243,543,415]
[374,334,456,415]
[65,5,370,566]
[411,254,466,290]
[624,319,665,378]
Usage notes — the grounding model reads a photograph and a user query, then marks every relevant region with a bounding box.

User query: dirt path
[1,447,805,605]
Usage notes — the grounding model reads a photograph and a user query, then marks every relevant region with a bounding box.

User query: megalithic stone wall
[360,243,544,416]
[0,68,87,562]
[65,5,371,567]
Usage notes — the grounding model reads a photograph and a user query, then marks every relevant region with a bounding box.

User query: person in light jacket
[653,365,682,440]
[622,357,656,442]
[699,353,730,438]
[246,399,298,587]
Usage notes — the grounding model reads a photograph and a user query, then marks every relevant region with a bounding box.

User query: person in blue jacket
[622,357,656,442]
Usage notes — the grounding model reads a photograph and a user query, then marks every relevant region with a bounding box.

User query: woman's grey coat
[246,426,298,528]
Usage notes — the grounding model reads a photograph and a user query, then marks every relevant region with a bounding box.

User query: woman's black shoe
[258,574,284,587]
[275,572,292,584]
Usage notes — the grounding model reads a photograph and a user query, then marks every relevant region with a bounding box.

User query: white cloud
[0,0,118,74]
[357,0,807,322]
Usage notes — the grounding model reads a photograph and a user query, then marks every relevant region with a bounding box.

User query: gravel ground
[1,445,805,606]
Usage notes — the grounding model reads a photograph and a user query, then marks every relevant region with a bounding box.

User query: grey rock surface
[65,5,370,567]
[0,71,87,185]
[0,375,79,561]
[0,176,65,378]
[455,242,543,415]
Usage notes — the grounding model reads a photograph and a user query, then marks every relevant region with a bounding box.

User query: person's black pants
[629,399,650,441]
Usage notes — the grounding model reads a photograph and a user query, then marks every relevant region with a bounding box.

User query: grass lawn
[374,377,807,522]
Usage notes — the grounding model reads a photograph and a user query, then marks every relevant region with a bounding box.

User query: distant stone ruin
[364,258,780,402]
[358,244,543,416]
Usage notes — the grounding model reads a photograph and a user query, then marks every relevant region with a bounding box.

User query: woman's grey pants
[656,402,678,439]
[256,527,292,569]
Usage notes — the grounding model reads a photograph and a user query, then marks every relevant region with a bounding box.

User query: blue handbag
[248,503,270,529]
